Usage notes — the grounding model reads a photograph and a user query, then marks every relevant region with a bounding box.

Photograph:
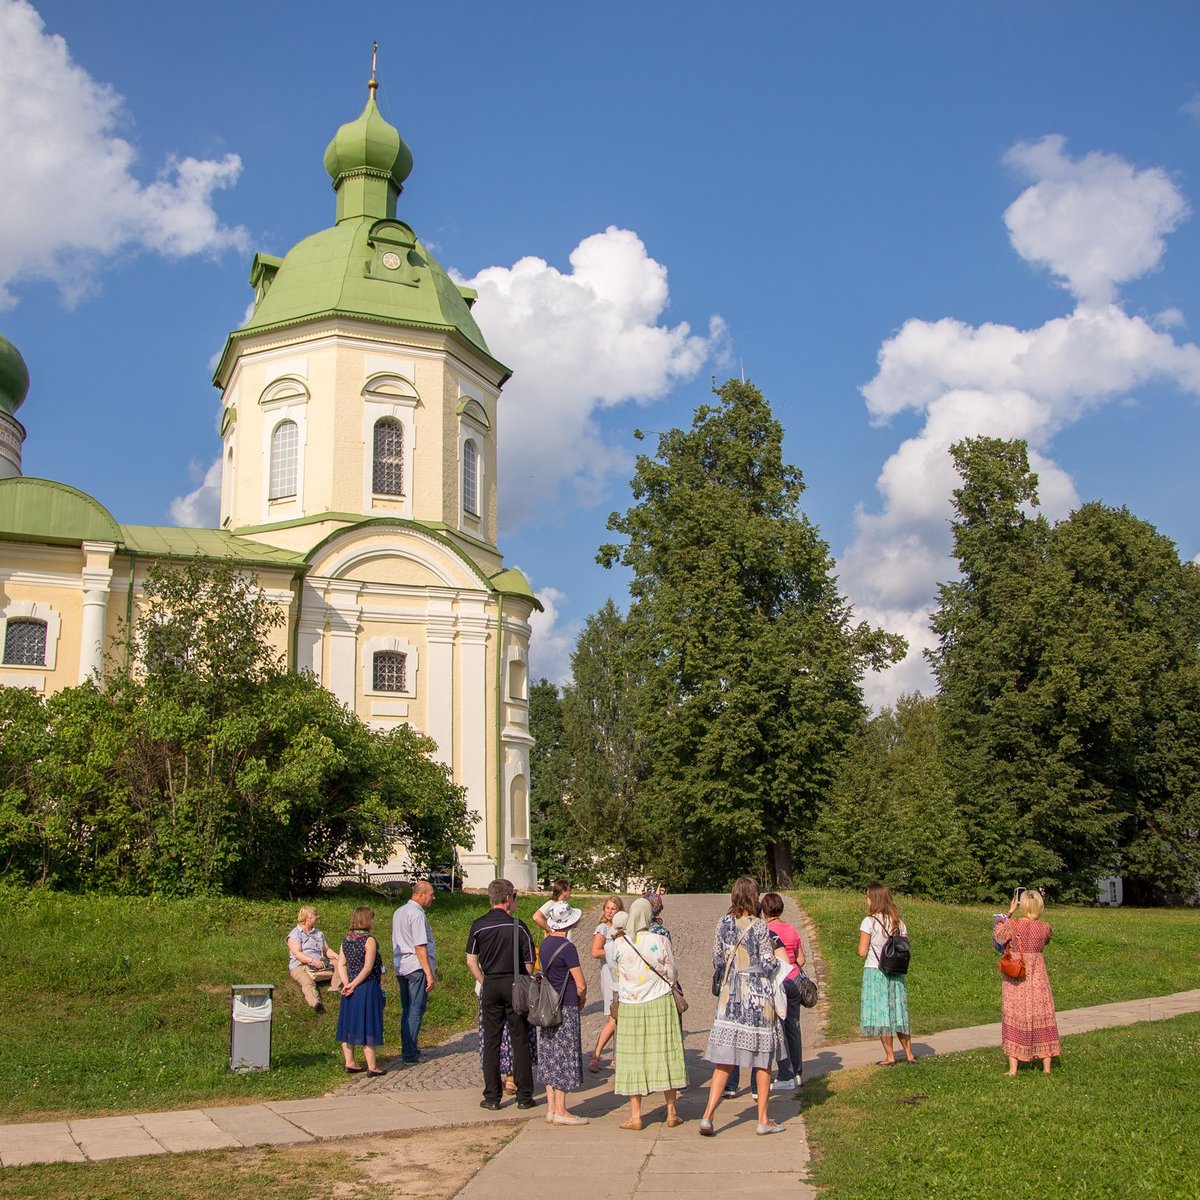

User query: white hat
[545,900,582,932]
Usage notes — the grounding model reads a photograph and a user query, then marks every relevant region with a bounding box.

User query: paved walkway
[3,890,1199,1193]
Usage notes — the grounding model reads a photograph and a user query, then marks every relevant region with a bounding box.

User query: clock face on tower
[381,251,402,270]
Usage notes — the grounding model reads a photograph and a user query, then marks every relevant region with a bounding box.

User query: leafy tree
[557,600,655,890]
[805,694,978,900]
[528,678,575,883]
[599,378,905,889]
[0,560,473,895]
[931,437,1200,901]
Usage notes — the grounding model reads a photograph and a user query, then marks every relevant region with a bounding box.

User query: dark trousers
[778,977,803,1082]
[480,974,534,1103]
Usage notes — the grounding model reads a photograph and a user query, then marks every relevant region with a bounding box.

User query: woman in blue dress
[335,907,386,1076]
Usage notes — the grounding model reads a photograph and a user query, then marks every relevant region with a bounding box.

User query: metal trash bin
[230,984,274,1073]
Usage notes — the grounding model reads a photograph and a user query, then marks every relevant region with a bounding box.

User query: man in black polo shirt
[465,878,537,1110]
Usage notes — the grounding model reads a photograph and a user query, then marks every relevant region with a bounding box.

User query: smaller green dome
[323,94,413,191]
[0,333,30,417]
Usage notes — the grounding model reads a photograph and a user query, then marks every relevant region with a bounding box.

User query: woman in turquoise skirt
[857,883,915,1066]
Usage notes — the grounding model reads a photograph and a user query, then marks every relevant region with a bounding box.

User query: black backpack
[874,917,910,976]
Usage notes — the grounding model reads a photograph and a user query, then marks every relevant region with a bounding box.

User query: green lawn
[2,886,553,1121]
[794,887,1200,1040]
[803,1011,1200,1199]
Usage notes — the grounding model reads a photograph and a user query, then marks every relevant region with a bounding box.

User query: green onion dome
[0,333,30,417]
[323,95,413,194]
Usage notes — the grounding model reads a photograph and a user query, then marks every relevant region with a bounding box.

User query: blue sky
[3,0,1200,701]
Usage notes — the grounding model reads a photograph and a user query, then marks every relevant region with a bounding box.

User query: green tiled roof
[120,525,306,569]
[0,477,121,544]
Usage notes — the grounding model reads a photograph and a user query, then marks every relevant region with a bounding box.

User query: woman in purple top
[536,901,589,1126]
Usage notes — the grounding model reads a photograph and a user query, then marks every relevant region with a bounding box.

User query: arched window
[269,420,298,500]
[3,618,47,666]
[372,651,407,693]
[372,417,404,495]
[462,438,479,516]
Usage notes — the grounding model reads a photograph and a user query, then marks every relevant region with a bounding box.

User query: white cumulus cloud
[1003,135,1189,306]
[169,456,222,527]
[525,583,576,687]
[456,226,727,531]
[844,138,1200,707]
[0,0,247,307]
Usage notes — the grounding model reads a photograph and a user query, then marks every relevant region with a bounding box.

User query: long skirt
[1001,956,1061,1061]
[335,978,384,1047]
[860,967,909,1036]
[614,993,687,1096]
[536,1004,583,1092]
[477,1000,536,1076]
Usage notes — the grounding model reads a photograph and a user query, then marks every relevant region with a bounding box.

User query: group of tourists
[286,871,1061,1127]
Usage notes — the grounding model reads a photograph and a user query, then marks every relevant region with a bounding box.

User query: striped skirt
[614,992,688,1096]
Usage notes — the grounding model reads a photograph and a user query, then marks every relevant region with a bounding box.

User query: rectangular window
[3,619,47,666]
[373,651,407,693]
[270,420,298,500]
[463,439,479,516]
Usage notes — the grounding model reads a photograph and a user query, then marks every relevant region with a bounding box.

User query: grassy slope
[794,888,1200,1040]
[3,888,547,1121]
[803,1012,1200,1200]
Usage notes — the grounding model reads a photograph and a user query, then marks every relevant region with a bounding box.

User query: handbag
[712,922,755,997]
[873,917,911,976]
[526,938,570,1028]
[510,916,537,1015]
[620,934,689,1014]
[998,922,1026,980]
[796,969,818,1008]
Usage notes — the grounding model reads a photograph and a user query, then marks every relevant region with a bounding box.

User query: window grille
[373,418,404,495]
[3,618,47,666]
[269,420,298,499]
[463,439,479,516]
[373,651,407,693]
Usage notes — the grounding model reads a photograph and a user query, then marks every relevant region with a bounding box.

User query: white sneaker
[770,1078,795,1092]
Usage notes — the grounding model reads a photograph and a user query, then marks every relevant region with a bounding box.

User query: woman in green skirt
[611,897,687,1130]
[857,882,915,1066]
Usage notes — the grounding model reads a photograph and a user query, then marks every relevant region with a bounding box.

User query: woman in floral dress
[699,877,785,1137]
[994,889,1061,1074]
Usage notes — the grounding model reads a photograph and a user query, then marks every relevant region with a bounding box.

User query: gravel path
[343,892,822,1097]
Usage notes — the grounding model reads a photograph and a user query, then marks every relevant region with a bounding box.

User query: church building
[0,77,540,890]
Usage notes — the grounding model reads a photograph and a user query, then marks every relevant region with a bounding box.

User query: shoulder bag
[796,969,819,1008]
[873,916,911,976]
[998,920,1026,980]
[526,937,571,1028]
[622,934,688,1014]
[511,917,537,1015]
[712,920,755,997]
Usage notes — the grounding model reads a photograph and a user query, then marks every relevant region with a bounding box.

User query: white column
[78,541,116,682]
[296,580,327,680]
[325,580,362,709]
[425,600,456,765]
[457,601,493,887]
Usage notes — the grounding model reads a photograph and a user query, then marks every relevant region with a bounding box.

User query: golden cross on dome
[368,41,379,96]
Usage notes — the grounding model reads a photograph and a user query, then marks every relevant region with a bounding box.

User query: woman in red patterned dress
[994,889,1061,1075]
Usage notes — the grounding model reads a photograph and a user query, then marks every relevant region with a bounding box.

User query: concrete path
[3,887,1199,1188]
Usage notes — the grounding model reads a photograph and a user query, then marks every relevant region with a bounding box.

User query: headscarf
[643,891,664,918]
[627,897,653,939]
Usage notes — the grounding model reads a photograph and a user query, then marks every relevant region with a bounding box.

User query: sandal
[618,1118,644,1131]
[588,1054,602,1074]
[344,1065,363,1074]
[666,1113,683,1128]
[875,1059,897,1067]
[366,1068,386,1077]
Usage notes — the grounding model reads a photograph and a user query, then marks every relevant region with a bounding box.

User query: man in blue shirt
[392,880,437,1064]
